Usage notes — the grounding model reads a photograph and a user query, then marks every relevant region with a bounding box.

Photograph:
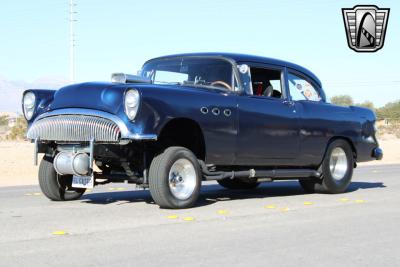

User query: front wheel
[299,139,354,194]
[38,156,86,201]
[148,147,202,209]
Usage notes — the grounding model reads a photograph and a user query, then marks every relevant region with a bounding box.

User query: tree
[376,100,400,120]
[330,95,354,106]
[0,115,9,126]
[356,101,375,111]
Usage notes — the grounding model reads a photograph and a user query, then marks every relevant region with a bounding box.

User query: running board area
[200,163,321,182]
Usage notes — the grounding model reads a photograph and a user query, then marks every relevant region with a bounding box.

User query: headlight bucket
[22,92,36,120]
[124,89,140,120]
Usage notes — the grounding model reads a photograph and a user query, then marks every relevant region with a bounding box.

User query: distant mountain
[0,76,68,113]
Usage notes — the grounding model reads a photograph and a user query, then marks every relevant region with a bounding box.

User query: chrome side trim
[30,108,157,142]
[130,134,158,140]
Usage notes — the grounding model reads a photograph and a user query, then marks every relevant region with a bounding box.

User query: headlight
[23,92,36,120]
[124,89,140,120]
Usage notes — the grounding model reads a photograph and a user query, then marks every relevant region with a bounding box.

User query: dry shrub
[6,116,27,140]
[377,123,400,139]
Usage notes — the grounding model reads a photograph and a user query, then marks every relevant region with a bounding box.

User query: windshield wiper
[154,81,183,85]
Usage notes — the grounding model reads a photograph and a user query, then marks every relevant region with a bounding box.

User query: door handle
[283,100,295,107]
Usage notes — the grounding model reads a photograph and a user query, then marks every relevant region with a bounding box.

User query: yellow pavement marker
[33,192,41,196]
[183,217,195,221]
[264,205,277,209]
[280,207,290,212]
[303,202,313,205]
[339,198,349,202]
[24,193,33,196]
[167,215,178,219]
[355,199,365,203]
[217,210,229,215]
[52,231,67,235]
[108,188,115,191]
[86,189,92,192]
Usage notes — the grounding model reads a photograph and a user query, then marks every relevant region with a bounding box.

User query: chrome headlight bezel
[22,91,36,120]
[124,89,140,120]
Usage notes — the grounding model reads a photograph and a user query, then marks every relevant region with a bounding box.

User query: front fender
[132,85,226,137]
[132,85,238,164]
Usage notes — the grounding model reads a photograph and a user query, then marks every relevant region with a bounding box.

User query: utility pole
[69,0,76,83]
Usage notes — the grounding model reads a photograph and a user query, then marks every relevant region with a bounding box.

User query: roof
[146,52,322,87]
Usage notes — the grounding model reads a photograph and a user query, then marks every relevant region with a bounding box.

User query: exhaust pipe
[54,152,90,176]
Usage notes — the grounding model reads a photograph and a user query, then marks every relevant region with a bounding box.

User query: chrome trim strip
[31,108,157,141]
[130,134,158,140]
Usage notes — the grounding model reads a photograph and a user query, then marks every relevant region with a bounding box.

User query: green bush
[330,95,354,106]
[376,100,400,120]
[7,116,27,140]
[0,115,9,126]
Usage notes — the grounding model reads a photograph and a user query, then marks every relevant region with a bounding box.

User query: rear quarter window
[288,72,321,102]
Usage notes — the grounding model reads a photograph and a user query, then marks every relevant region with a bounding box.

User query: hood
[48,81,222,115]
[50,82,126,114]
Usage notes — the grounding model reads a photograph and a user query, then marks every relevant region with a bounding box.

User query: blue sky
[0,0,399,107]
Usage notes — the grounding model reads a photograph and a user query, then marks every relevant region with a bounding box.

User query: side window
[288,73,321,101]
[249,67,283,98]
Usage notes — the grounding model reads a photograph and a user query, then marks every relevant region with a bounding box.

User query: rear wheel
[217,178,260,190]
[38,156,86,201]
[299,139,354,194]
[148,147,202,209]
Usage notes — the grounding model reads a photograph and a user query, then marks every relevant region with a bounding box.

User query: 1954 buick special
[23,53,382,209]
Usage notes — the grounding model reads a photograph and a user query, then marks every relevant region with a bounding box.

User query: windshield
[141,57,235,91]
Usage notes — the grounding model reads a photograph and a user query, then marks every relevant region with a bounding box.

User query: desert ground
[0,137,399,187]
[1,138,399,267]
[1,164,399,267]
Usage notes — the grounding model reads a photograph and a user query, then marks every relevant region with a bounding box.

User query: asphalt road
[0,164,399,267]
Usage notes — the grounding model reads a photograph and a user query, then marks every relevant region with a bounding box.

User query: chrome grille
[27,115,121,142]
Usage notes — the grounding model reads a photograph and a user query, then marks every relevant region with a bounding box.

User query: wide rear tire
[299,139,354,194]
[38,156,86,201]
[149,147,202,209]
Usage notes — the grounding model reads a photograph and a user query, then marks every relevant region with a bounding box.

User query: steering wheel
[210,80,232,90]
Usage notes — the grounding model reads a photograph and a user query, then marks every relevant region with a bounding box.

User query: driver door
[235,64,300,165]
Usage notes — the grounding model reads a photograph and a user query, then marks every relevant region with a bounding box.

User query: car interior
[147,58,234,90]
[187,62,233,90]
[250,67,282,98]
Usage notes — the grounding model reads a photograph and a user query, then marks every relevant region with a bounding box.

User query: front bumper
[372,147,383,160]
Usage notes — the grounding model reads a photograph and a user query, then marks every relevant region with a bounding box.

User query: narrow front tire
[38,156,86,201]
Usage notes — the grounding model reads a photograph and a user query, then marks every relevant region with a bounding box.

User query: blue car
[23,53,382,208]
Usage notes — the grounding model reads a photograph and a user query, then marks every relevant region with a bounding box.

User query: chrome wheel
[168,158,197,200]
[329,147,348,181]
